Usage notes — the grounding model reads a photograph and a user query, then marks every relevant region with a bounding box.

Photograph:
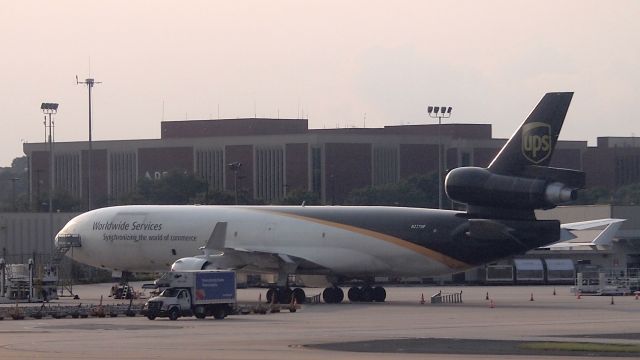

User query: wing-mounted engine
[171,257,211,271]
[171,250,283,273]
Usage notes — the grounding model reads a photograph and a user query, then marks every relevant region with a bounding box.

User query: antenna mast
[76,75,102,210]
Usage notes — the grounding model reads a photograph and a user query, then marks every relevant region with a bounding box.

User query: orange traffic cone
[530,293,534,301]
[420,293,425,305]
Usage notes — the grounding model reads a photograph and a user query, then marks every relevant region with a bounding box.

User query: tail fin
[445,92,584,219]
[488,92,573,175]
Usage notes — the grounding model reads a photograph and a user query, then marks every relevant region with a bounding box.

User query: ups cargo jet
[56,92,587,304]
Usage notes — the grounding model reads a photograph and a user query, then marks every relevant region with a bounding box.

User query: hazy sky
[1,0,639,167]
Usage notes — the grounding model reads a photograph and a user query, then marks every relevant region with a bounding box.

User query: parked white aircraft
[56,92,594,303]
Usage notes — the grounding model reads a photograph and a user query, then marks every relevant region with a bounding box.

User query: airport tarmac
[1,283,639,359]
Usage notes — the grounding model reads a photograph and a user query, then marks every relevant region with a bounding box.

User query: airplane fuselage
[58,205,479,277]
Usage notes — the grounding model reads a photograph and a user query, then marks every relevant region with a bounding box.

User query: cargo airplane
[56,92,591,304]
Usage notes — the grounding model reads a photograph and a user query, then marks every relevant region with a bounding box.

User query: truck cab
[144,287,194,320]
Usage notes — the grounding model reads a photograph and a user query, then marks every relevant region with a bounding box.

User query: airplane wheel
[292,288,306,304]
[322,287,336,303]
[266,288,278,304]
[361,286,374,302]
[348,287,362,302]
[278,288,293,304]
[373,286,386,302]
[323,287,344,303]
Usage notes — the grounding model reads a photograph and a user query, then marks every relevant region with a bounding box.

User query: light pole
[41,103,58,251]
[227,162,242,205]
[427,105,453,209]
[77,77,101,210]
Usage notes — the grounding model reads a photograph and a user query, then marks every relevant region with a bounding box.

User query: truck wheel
[194,312,206,319]
[147,315,156,320]
[194,306,206,319]
[212,307,226,320]
[168,307,179,321]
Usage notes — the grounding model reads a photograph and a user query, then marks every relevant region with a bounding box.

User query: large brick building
[23,117,628,208]
[583,137,640,190]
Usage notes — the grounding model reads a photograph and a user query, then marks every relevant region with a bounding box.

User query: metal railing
[430,291,463,304]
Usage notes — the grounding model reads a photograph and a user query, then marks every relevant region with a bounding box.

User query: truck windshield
[159,288,180,297]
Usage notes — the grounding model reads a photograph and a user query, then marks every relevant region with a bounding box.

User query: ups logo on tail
[522,122,552,164]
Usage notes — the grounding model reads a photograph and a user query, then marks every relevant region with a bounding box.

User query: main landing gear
[266,287,306,304]
[322,285,387,303]
[347,285,386,303]
[322,286,344,304]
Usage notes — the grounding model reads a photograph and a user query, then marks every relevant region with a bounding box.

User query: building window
[54,153,81,198]
[109,152,137,200]
[311,147,322,196]
[255,146,284,202]
[373,146,398,186]
[195,148,224,191]
[461,152,471,167]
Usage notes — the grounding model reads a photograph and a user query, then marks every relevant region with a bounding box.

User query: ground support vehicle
[143,270,236,320]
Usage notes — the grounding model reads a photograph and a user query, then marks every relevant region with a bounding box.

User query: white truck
[142,270,236,320]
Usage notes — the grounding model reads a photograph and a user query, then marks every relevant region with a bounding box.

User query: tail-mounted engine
[445,166,584,212]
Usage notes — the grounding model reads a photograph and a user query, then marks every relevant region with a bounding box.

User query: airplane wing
[548,218,625,249]
[174,221,329,274]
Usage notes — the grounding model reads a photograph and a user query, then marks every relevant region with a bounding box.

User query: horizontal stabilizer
[521,166,585,189]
